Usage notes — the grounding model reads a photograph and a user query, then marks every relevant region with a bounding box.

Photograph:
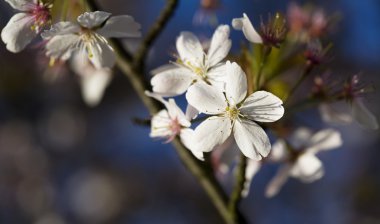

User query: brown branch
[133,0,178,71]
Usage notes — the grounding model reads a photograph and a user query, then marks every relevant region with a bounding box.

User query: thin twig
[255,45,271,91]
[133,0,178,71]
[284,63,314,106]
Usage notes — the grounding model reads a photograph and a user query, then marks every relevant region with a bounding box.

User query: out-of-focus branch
[133,0,178,71]
[284,63,314,106]
[85,0,246,223]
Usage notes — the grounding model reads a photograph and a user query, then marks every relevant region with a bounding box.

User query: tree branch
[133,0,179,71]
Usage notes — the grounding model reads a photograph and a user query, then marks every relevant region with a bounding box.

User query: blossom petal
[87,39,116,69]
[207,25,231,67]
[41,22,81,39]
[186,82,227,115]
[1,13,36,53]
[241,160,261,197]
[225,61,247,106]
[145,91,190,127]
[77,11,111,29]
[150,64,178,75]
[290,153,324,183]
[319,103,353,125]
[4,0,34,11]
[79,68,112,107]
[240,91,284,122]
[192,116,232,152]
[97,15,141,38]
[45,34,80,60]
[176,31,204,66]
[232,13,263,44]
[265,164,291,198]
[180,128,204,161]
[269,139,288,162]
[207,63,228,86]
[71,53,112,107]
[352,99,379,130]
[150,110,172,138]
[233,119,271,160]
[289,127,313,149]
[307,129,342,154]
[185,104,198,121]
[151,67,195,97]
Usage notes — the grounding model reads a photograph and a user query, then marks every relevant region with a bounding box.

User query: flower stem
[133,0,179,71]
[285,63,314,106]
[255,45,271,90]
[228,154,248,223]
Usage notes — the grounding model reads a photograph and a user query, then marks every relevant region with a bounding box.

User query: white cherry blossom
[232,13,263,44]
[146,92,204,161]
[186,61,284,160]
[71,53,112,107]
[151,24,231,97]
[42,11,141,69]
[1,0,51,53]
[265,127,342,198]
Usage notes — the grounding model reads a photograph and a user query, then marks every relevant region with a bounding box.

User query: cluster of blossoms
[147,24,285,161]
[1,0,141,106]
[147,4,378,197]
[1,0,378,200]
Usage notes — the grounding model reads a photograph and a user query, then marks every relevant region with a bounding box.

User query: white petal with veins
[233,119,271,160]
[240,91,284,122]
[1,13,36,53]
[207,25,231,67]
[151,67,195,97]
[192,116,232,153]
[77,11,111,29]
[186,82,227,115]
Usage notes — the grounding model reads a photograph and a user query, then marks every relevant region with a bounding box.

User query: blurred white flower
[146,92,203,161]
[42,11,141,69]
[241,159,261,197]
[232,13,263,44]
[151,24,231,96]
[71,53,112,107]
[186,61,284,160]
[265,127,342,198]
[1,0,51,52]
[320,100,378,130]
[66,170,123,223]
[318,75,378,130]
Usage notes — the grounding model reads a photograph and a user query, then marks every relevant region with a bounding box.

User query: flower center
[30,2,51,33]
[225,106,240,120]
[79,30,108,59]
[177,58,208,79]
[169,117,182,136]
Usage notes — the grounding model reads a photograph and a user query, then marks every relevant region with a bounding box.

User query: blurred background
[0,0,379,223]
